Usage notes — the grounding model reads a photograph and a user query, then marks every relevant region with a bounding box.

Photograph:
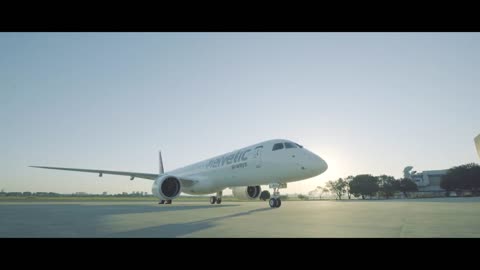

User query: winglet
[159,151,164,174]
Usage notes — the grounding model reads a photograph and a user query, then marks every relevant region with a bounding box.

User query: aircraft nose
[313,154,328,175]
[319,156,328,173]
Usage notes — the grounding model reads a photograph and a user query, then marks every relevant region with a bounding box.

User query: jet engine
[152,175,182,200]
[232,186,261,200]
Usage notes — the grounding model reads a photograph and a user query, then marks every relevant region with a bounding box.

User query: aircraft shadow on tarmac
[108,207,274,238]
[0,204,240,237]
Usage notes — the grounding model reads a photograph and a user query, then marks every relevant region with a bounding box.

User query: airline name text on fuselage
[206,149,251,169]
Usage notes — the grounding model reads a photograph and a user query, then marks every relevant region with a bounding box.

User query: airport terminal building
[404,166,447,194]
[402,135,479,196]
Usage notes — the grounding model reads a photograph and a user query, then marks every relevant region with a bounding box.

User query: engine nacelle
[232,186,261,200]
[152,175,182,200]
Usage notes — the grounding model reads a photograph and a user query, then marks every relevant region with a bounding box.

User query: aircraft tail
[475,134,480,159]
[159,151,164,174]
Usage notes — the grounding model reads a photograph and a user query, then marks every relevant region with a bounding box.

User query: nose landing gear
[269,197,281,208]
[268,183,286,208]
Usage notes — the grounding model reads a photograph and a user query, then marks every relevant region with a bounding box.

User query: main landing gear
[158,199,172,204]
[210,191,223,205]
[259,190,271,201]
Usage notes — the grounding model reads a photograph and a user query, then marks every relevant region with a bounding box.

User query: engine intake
[152,175,181,200]
[232,186,261,200]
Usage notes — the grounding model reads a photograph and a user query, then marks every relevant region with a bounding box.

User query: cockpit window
[272,143,284,151]
[295,143,303,148]
[284,142,297,149]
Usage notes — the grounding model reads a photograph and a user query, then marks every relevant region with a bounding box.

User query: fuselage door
[254,145,263,168]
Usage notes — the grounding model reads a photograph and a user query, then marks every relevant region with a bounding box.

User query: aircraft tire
[275,198,281,208]
[269,198,277,208]
[210,196,217,204]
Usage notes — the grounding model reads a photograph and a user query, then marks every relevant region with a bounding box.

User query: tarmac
[1,197,480,237]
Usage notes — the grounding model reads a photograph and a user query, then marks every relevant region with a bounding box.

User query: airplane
[30,139,328,208]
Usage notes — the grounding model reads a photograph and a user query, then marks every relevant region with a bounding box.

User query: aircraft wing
[29,166,159,180]
[29,166,199,187]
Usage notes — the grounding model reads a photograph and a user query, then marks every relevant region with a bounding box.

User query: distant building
[475,134,480,159]
[404,166,447,193]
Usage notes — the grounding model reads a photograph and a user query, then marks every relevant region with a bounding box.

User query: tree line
[321,163,480,200]
[440,163,480,196]
[324,175,418,200]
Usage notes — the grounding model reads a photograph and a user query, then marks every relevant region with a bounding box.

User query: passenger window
[272,143,284,151]
[284,142,297,149]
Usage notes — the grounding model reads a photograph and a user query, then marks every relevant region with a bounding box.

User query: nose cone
[312,154,328,176]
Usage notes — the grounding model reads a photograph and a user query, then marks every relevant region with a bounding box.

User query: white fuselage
[165,139,328,195]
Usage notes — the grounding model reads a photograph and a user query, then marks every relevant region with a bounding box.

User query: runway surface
[1,197,480,237]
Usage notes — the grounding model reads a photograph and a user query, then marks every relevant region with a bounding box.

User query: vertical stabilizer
[475,134,480,159]
[159,151,164,174]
